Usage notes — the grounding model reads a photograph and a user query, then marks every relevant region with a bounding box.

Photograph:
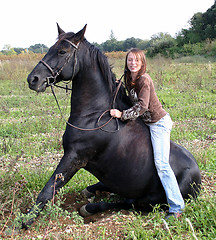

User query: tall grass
[0,53,44,81]
[0,53,215,239]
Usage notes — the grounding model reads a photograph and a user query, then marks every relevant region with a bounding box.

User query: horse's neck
[70,69,112,116]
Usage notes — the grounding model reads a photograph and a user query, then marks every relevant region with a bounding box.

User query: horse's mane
[84,40,131,107]
[86,40,116,93]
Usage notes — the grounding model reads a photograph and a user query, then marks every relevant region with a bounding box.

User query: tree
[1,44,16,55]
[176,2,216,46]
[189,12,204,42]
[123,37,140,51]
[109,30,117,41]
[14,47,25,54]
[3,44,12,51]
[100,30,119,52]
[29,44,48,53]
[147,33,175,57]
[202,2,216,40]
[137,40,150,50]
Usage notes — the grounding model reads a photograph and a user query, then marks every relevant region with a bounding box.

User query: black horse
[25,24,201,228]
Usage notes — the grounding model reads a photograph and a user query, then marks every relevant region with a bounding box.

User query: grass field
[0,53,216,239]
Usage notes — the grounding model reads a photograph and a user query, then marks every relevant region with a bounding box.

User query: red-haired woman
[110,48,184,219]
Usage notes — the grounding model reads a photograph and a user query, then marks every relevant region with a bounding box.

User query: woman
[110,48,185,219]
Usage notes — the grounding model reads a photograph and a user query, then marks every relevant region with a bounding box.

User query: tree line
[95,2,216,58]
[0,44,49,55]
[1,2,215,58]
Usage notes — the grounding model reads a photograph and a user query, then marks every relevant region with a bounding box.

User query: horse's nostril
[32,76,39,84]
[28,75,39,86]
[27,74,40,87]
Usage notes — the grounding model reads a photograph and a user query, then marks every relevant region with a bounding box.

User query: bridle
[40,38,123,132]
[40,38,79,87]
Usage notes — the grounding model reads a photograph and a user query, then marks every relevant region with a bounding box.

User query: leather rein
[40,38,123,132]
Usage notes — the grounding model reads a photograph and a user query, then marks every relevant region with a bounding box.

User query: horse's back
[170,141,201,198]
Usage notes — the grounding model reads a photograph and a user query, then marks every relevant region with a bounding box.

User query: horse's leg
[80,199,135,217]
[22,151,85,229]
[82,182,111,198]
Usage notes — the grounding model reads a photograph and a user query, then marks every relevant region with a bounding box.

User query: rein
[40,37,123,132]
[50,78,123,132]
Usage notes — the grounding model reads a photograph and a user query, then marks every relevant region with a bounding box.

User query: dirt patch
[60,191,131,224]
[1,191,134,239]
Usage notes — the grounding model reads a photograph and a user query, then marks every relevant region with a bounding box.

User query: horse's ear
[74,24,87,42]
[57,23,65,35]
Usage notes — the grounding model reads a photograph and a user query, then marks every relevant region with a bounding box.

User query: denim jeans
[146,114,185,213]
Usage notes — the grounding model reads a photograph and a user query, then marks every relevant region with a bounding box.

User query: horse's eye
[59,50,67,55]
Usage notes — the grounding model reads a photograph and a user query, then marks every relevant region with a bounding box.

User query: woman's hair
[124,48,147,88]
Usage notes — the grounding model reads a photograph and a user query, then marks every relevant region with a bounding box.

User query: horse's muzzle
[27,74,47,92]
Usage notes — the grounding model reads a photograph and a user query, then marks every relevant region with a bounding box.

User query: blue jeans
[146,114,185,213]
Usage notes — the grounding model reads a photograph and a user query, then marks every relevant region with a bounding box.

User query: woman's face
[127,52,142,73]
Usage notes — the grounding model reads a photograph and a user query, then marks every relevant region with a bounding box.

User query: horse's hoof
[81,188,95,198]
[80,204,93,217]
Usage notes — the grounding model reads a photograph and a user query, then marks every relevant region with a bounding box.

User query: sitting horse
[25,24,201,228]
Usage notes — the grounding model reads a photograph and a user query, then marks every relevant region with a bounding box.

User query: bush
[146,33,176,58]
[204,39,216,56]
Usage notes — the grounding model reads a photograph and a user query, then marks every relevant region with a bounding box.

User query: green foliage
[177,2,216,46]
[100,36,149,52]
[29,44,48,54]
[1,45,17,55]
[123,184,216,239]
[0,44,48,55]
[146,33,176,58]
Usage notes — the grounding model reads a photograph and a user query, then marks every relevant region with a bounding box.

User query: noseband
[40,39,79,86]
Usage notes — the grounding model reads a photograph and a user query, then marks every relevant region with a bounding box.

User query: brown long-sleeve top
[121,73,167,123]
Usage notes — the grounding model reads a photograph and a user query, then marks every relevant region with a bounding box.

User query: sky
[0,0,215,50]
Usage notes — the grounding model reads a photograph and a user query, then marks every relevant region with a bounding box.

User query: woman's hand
[110,109,122,118]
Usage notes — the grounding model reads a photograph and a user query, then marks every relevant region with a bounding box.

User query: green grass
[123,188,216,239]
[0,55,215,239]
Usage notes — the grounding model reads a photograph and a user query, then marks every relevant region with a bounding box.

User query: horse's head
[27,24,86,92]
